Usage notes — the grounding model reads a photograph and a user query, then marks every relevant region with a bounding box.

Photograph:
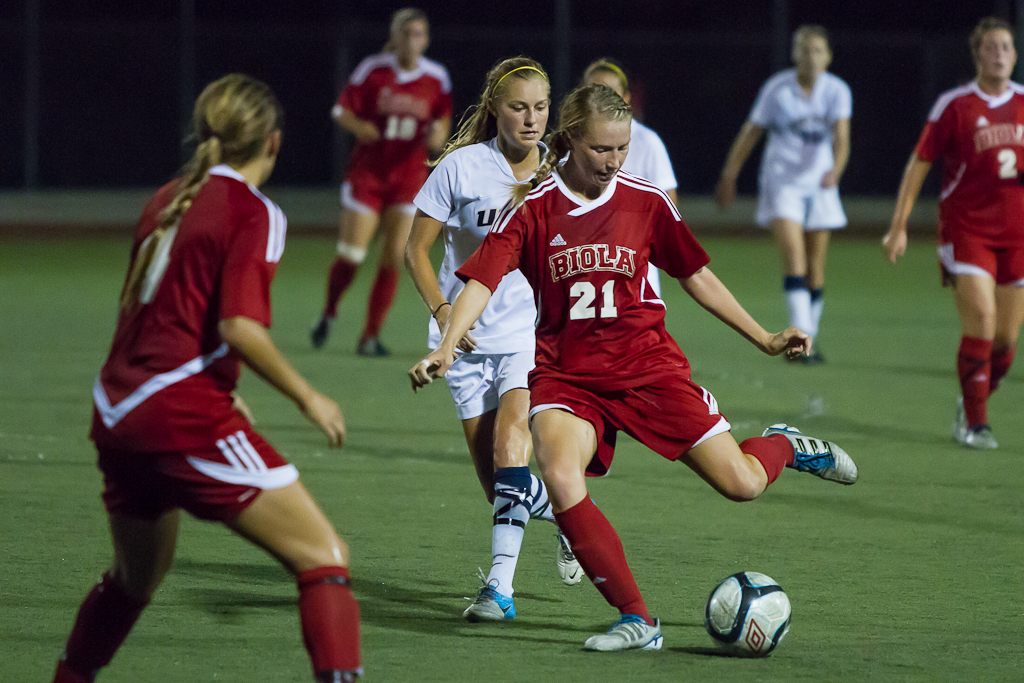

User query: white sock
[809,292,823,339]
[487,468,531,597]
[785,287,813,334]
[527,474,556,523]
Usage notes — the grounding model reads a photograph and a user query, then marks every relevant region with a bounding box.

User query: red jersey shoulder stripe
[927,84,975,122]
[617,171,682,220]
[419,56,452,93]
[347,53,393,86]
[209,165,287,263]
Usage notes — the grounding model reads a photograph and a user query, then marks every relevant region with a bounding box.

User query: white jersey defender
[750,68,852,229]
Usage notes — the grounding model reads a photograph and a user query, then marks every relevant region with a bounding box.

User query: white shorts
[444,351,534,420]
[756,184,847,230]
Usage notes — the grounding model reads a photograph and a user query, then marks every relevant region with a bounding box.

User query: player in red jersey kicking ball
[410,83,858,651]
[885,17,1024,450]
[313,8,452,356]
[53,75,360,683]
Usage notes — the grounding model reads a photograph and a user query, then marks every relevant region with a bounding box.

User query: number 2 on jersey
[384,115,417,141]
[569,281,618,320]
[997,148,1018,179]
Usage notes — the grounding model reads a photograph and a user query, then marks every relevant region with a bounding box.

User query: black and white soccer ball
[704,572,791,657]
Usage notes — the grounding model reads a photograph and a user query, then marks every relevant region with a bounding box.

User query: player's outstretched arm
[680,266,810,359]
[883,153,931,263]
[715,122,765,209]
[219,316,346,447]
[334,108,380,144]
[404,210,477,352]
[408,279,492,391]
[427,117,451,156]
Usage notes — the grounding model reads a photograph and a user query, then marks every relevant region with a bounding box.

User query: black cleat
[311,317,333,349]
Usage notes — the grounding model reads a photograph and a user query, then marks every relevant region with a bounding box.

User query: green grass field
[2,234,1022,683]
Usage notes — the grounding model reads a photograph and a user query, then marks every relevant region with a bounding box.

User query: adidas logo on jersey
[549,234,567,246]
[977,115,990,127]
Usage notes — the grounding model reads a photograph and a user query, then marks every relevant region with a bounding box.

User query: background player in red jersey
[313,8,452,355]
[884,17,1024,450]
[410,84,858,652]
[53,75,361,683]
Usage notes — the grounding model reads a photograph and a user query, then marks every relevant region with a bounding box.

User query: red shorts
[342,156,428,214]
[938,234,1024,287]
[528,372,731,476]
[98,425,299,522]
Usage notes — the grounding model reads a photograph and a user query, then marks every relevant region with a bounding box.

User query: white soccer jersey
[413,137,538,354]
[749,69,852,189]
[621,119,677,193]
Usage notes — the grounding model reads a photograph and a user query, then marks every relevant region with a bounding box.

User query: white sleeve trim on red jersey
[927,84,974,122]
[210,165,287,263]
[617,171,682,221]
[93,343,230,428]
[419,56,452,94]
[347,53,392,86]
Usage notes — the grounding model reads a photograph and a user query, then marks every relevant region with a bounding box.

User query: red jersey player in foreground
[313,8,452,356]
[410,84,858,651]
[53,75,361,683]
[884,17,1024,450]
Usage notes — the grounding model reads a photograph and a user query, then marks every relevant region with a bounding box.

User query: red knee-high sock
[958,336,993,427]
[555,497,651,624]
[360,267,399,342]
[53,572,149,683]
[324,258,359,318]
[990,344,1016,394]
[297,566,361,679]
[740,434,794,486]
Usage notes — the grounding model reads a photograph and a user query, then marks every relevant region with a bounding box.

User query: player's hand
[231,391,256,425]
[301,391,346,447]
[763,327,811,359]
[714,176,737,209]
[821,168,840,188]
[355,121,381,144]
[434,305,477,353]
[409,348,456,392]
[881,228,907,263]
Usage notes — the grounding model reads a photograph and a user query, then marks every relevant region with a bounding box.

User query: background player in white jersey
[715,25,852,363]
[582,58,678,297]
[405,57,581,622]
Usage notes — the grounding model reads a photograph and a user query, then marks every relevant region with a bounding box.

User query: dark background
[1,1,1018,194]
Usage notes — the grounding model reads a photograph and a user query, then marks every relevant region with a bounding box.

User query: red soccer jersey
[915,81,1024,246]
[334,52,452,177]
[91,165,287,453]
[457,170,710,391]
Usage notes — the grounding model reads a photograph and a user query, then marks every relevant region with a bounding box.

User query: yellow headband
[590,61,629,91]
[493,65,548,92]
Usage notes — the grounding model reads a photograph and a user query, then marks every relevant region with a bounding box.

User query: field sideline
[1,234,1022,682]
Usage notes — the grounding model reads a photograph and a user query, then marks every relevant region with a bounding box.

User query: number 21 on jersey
[569,280,618,320]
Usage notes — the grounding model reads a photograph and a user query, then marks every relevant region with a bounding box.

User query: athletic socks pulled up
[324,258,358,318]
[360,267,399,343]
[740,434,794,486]
[527,472,556,522]
[784,275,813,336]
[958,336,993,428]
[297,566,361,680]
[555,497,652,625]
[53,571,149,683]
[809,287,824,339]
[990,344,1015,394]
[488,466,532,597]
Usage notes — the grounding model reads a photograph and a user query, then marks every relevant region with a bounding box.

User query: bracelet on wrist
[432,301,451,316]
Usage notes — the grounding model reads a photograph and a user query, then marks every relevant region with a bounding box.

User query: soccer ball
[704,572,791,657]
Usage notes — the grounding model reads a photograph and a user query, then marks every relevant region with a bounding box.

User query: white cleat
[556,534,583,585]
[964,425,998,450]
[763,423,858,485]
[583,615,663,651]
[951,396,969,444]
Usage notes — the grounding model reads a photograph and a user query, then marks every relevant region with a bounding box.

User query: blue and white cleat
[463,581,516,622]
[583,614,663,651]
[763,423,858,485]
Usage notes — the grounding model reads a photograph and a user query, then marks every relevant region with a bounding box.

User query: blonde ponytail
[120,74,282,311]
[509,83,631,206]
[432,56,548,167]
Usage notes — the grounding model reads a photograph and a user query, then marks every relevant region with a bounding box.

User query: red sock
[54,572,148,683]
[324,258,359,318]
[555,497,651,624]
[990,344,1015,394]
[739,434,794,486]
[360,267,399,342]
[958,336,993,427]
[297,566,361,678]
